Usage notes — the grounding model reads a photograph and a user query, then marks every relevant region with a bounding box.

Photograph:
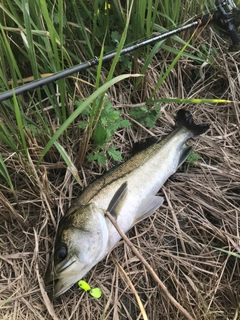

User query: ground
[0,32,240,319]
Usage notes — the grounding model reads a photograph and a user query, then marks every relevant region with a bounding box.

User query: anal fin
[177,145,192,168]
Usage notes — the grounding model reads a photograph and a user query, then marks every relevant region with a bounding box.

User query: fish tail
[176,109,209,136]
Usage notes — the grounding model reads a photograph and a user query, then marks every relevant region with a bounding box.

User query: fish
[45,109,209,298]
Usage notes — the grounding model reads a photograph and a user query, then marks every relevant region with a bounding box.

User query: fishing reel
[214,0,240,48]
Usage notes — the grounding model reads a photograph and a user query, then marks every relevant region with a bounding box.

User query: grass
[0,0,240,319]
[0,0,218,179]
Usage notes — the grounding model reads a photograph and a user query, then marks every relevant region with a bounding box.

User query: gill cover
[45,203,109,298]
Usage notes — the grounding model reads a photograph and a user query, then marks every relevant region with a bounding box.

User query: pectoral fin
[107,181,128,219]
[134,196,164,224]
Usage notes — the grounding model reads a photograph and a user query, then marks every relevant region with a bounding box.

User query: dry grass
[1,33,240,320]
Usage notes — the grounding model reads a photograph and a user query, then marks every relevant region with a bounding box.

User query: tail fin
[176,109,209,136]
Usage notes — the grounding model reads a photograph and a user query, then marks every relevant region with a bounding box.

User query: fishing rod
[0,0,239,103]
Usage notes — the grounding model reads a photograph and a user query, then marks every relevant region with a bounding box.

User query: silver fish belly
[45,109,209,298]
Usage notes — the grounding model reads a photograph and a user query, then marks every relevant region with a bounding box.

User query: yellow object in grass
[78,280,90,291]
[78,280,102,299]
[90,288,102,299]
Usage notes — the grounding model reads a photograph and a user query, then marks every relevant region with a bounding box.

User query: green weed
[186,150,201,164]
[129,103,161,128]
[79,96,131,165]
[37,73,140,168]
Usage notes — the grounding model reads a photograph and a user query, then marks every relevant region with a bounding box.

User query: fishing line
[0,0,239,103]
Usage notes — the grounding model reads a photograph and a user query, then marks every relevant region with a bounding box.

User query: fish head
[45,202,109,298]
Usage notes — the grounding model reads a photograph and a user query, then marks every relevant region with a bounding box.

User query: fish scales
[76,126,190,208]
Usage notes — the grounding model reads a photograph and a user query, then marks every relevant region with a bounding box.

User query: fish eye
[56,246,67,261]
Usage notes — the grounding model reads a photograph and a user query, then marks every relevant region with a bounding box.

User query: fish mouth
[45,256,78,299]
[45,277,75,300]
[50,278,74,299]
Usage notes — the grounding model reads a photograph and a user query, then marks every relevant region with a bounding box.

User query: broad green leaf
[107,147,122,162]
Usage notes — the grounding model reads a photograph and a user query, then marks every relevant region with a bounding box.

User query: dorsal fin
[132,137,158,155]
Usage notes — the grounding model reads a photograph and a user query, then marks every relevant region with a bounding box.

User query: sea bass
[45,109,208,298]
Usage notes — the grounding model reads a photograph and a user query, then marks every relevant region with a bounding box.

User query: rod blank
[0,19,205,103]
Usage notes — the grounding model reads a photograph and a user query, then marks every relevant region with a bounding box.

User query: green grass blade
[0,295,13,308]
[200,244,240,259]
[39,0,67,122]
[0,23,23,87]
[12,95,27,155]
[107,1,133,81]
[147,33,194,102]
[39,0,60,71]
[0,154,13,190]
[22,0,38,79]
[0,121,18,152]
[54,141,83,187]
[150,98,232,104]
